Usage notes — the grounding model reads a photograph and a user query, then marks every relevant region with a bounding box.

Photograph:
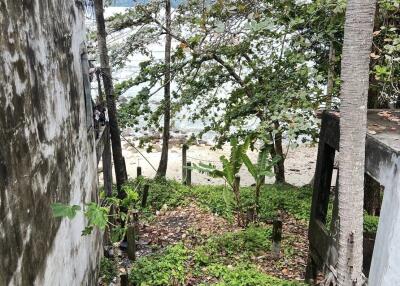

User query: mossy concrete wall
[0,0,101,285]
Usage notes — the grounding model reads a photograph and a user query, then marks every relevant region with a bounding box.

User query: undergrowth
[129,226,305,286]
[128,178,378,233]
[99,257,117,284]
[131,178,313,222]
[120,179,379,285]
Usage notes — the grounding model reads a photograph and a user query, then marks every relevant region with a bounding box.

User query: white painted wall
[0,1,102,285]
[368,155,400,285]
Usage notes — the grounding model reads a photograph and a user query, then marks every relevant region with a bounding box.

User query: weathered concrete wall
[369,154,400,285]
[0,1,101,285]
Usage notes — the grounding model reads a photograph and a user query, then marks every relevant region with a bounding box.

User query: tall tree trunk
[337,1,376,285]
[156,0,172,178]
[96,69,104,105]
[94,0,127,195]
[273,122,285,184]
[326,41,336,110]
[368,2,382,109]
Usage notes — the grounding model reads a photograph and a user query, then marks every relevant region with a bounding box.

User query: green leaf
[259,170,274,177]
[221,156,234,186]
[82,226,94,236]
[111,226,126,243]
[191,162,224,178]
[122,185,139,207]
[242,153,257,178]
[51,203,81,220]
[84,203,109,230]
[257,147,267,166]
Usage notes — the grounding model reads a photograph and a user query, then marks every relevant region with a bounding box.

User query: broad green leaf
[220,156,234,186]
[51,203,81,220]
[122,185,139,207]
[242,153,257,178]
[84,203,109,230]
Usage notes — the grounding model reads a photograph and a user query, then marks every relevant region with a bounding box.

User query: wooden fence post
[126,225,136,261]
[127,211,139,261]
[137,166,142,178]
[141,184,149,208]
[182,144,188,184]
[185,162,192,186]
[120,273,128,286]
[272,219,282,257]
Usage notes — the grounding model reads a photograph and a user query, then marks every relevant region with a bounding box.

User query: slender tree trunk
[274,140,285,183]
[96,69,104,105]
[156,0,172,178]
[272,122,285,184]
[326,41,336,110]
[337,1,376,285]
[94,0,127,195]
[368,2,382,109]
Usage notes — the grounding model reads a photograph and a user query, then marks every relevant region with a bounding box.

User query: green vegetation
[364,214,380,234]
[137,179,379,233]
[118,179,303,221]
[129,226,305,286]
[129,244,188,285]
[204,264,304,286]
[129,178,313,222]
[52,178,380,240]
[99,257,117,284]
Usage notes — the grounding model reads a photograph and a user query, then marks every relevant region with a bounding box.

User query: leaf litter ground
[100,200,310,285]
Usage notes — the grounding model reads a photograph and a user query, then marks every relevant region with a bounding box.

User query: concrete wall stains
[0,0,101,285]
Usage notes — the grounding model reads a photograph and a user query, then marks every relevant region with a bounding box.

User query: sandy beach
[100,138,318,187]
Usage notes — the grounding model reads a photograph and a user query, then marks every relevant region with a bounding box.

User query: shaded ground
[99,185,311,285]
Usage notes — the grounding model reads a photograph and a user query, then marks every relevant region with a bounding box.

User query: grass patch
[129,226,305,286]
[204,263,305,286]
[121,179,379,234]
[188,183,313,222]
[125,178,313,222]
[196,225,272,262]
[129,244,188,285]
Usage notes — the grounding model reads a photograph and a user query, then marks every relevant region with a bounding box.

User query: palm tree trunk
[156,0,172,178]
[94,0,127,195]
[337,1,376,284]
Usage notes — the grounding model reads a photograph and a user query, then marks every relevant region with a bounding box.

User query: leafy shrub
[129,230,304,286]
[364,214,379,234]
[99,257,117,284]
[188,185,235,220]
[125,178,313,224]
[205,263,306,286]
[261,185,313,221]
[129,244,189,285]
[189,184,313,222]
[199,226,272,260]
[132,178,191,211]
